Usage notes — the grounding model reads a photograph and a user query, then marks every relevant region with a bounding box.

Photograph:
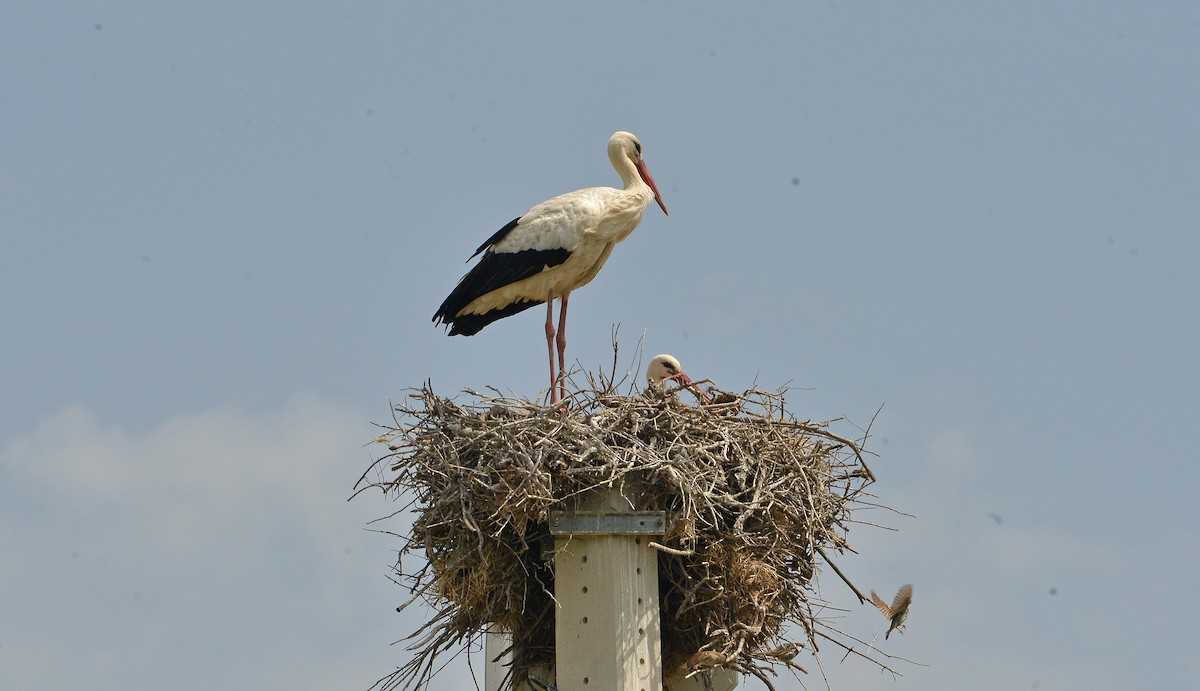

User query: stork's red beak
[636,159,668,216]
[671,372,711,404]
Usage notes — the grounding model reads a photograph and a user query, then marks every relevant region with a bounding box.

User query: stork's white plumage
[645,354,711,403]
[433,131,667,404]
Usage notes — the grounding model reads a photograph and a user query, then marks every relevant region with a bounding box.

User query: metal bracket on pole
[549,511,666,536]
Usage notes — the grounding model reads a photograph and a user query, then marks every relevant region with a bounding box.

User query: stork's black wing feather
[439,298,542,336]
[433,222,572,336]
[470,217,520,259]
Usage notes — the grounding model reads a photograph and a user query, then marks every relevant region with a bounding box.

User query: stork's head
[646,353,710,403]
[609,131,667,216]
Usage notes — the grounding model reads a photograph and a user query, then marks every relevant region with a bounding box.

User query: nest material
[361,373,882,691]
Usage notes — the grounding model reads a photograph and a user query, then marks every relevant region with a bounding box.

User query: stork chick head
[646,354,710,403]
[646,354,686,387]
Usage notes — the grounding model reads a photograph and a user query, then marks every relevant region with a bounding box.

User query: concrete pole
[484,629,513,691]
[550,487,665,691]
[484,628,554,691]
[486,485,737,691]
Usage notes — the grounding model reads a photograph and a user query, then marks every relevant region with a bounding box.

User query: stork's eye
[634,141,642,155]
[664,363,677,373]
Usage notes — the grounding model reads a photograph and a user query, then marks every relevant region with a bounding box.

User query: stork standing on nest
[433,131,668,405]
[646,354,711,403]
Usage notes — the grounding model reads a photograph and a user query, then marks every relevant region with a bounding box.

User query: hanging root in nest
[356,370,897,690]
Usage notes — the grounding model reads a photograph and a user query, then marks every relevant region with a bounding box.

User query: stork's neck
[602,152,655,237]
[613,157,645,192]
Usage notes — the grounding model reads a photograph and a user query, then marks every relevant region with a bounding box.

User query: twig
[815,546,869,605]
[649,541,695,556]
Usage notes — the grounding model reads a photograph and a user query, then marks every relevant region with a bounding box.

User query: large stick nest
[359,368,886,690]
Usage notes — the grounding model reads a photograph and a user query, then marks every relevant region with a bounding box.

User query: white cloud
[0,397,427,691]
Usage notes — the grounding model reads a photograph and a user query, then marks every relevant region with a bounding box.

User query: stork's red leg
[556,292,570,402]
[545,292,558,404]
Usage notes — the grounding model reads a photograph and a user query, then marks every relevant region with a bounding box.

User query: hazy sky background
[3,2,1198,690]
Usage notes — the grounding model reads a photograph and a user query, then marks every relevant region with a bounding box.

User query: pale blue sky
[3,2,1198,690]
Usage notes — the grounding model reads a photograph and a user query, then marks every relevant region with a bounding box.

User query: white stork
[433,131,667,404]
[645,354,711,403]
